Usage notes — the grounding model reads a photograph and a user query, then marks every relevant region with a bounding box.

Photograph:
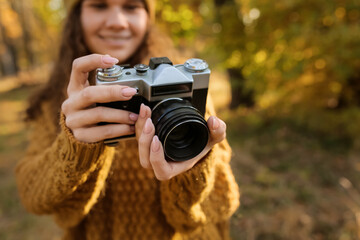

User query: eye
[124,2,145,11]
[88,2,107,10]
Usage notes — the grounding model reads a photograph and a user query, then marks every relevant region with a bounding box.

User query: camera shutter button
[134,64,149,76]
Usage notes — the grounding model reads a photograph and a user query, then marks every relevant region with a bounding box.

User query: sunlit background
[1,0,360,239]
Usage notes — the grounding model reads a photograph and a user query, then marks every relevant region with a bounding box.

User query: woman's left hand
[135,104,226,181]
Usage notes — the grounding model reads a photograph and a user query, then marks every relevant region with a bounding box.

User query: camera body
[95,57,210,161]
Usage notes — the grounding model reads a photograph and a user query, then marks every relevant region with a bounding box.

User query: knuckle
[65,115,74,128]
[135,130,141,141]
[144,106,152,117]
[61,100,69,113]
[150,159,172,181]
[139,160,151,169]
[80,87,93,101]
[134,121,141,132]
[156,173,171,181]
[102,126,114,139]
[72,58,81,70]
[94,107,105,122]
[91,53,101,60]
[139,135,148,146]
[73,129,83,141]
[109,86,121,99]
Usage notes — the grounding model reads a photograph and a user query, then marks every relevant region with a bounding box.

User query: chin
[90,44,138,63]
[111,53,131,63]
[92,48,130,63]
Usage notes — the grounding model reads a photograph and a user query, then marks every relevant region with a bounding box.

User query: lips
[98,34,132,47]
[100,36,131,40]
[99,33,132,40]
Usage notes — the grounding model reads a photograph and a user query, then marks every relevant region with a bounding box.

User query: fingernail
[129,113,138,121]
[140,104,146,118]
[102,55,119,65]
[144,118,153,134]
[122,87,137,97]
[130,125,135,132]
[152,136,161,152]
[212,117,220,130]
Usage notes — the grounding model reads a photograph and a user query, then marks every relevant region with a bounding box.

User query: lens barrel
[151,98,209,161]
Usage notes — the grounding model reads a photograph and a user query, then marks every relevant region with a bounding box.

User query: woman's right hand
[61,54,139,143]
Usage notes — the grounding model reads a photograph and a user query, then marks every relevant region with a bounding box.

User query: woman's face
[81,0,149,63]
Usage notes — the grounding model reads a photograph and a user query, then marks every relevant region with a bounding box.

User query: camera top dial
[96,65,124,82]
[184,58,208,73]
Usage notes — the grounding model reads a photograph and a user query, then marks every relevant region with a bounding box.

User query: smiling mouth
[97,36,132,47]
[99,35,131,41]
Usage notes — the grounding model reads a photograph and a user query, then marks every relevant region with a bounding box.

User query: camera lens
[151,98,209,161]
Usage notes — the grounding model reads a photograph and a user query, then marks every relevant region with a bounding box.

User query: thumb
[208,116,227,145]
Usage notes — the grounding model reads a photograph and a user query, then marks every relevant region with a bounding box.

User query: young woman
[15,0,240,239]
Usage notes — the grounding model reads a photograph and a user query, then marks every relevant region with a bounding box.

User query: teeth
[102,36,129,40]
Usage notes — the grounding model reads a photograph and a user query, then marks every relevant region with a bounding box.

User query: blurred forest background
[1,0,360,239]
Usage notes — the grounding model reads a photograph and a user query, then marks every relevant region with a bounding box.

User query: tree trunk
[213,0,253,109]
[14,0,35,68]
[227,68,254,109]
[0,17,18,76]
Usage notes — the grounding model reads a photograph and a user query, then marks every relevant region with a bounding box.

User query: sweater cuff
[159,146,218,232]
[162,145,217,196]
[59,112,106,172]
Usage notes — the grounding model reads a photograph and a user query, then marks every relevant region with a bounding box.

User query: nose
[105,7,129,29]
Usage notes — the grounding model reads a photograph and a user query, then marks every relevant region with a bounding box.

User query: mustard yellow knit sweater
[15,95,240,240]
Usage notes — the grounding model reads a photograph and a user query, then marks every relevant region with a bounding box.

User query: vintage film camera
[96,57,210,161]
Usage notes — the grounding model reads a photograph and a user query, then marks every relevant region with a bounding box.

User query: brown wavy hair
[26,0,181,125]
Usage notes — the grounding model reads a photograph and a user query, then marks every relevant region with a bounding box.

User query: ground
[1,71,360,239]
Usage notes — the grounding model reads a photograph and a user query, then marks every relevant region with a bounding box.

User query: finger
[150,147,202,181]
[69,85,137,111]
[68,54,119,95]
[207,116,227,145]
[65,107,138,129]
[72,124,135,143]
[138,118,155,169]
[148,136,173,181]
[135,104,152,140]
[166,162,197,180]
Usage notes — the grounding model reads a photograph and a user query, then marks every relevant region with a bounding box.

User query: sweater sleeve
[15,103,115,228]
[160,95,240,233]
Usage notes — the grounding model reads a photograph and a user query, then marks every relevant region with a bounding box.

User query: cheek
[81,12,100,38]
[131,14,149,40]
[80,14,91,38]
